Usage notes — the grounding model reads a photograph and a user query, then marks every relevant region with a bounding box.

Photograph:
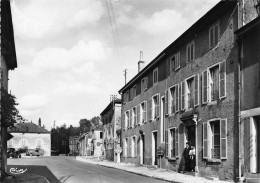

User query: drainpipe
[193,114,199,173]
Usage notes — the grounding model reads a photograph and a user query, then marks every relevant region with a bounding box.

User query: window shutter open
[144,101,147,123]
[181,81,185,110]
[219,61,226,99]
[156,94,160,118]
[202,70,208,104]
[194,74,199,106]
[165,90,168,116]
[129,138,132,157]
[176,84,179,112]
[220,118,227,159]
[168,89,171,114]
[130,110,133,128]
[149,99,152,121]
[137,105,140,125]
[203,122,208,159]
[135,138,137,157]
[165,128,168,157]
[175,128,179,157]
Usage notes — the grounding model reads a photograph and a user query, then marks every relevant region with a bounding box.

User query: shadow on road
[7,165,61,183]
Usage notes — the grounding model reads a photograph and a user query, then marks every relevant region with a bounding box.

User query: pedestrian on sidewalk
[183,142,191,172]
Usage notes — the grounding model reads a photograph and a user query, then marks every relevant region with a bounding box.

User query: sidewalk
[76,156,234,183]
[2,173,49,183]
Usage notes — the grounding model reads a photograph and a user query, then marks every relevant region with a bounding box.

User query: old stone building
[100,99,122,161]
[118,1,259,181]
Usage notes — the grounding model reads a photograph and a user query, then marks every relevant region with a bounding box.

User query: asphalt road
[7,156,168,183]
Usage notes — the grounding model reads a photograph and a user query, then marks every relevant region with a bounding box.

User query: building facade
[236,13,260,182]
[100,99,122,161]
[69,136,79,156]
[1,0,18,174]
[8,121,51,156]
[118,1,252,181]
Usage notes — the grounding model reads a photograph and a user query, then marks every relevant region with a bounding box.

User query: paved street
[7,157,168,183]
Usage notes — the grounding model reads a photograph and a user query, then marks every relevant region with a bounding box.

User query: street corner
[7,165,60,183]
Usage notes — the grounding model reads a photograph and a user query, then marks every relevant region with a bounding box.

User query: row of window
[7,139,43,147]
[124,61,226,127]
[123,22,220,104]
[123,118,227,160]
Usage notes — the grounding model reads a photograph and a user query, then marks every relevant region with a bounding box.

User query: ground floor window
[203,118,227,160]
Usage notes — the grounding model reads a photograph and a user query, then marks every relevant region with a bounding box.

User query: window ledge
[207,101,217,106]
[207,158,221,163]
[209,43,220,51]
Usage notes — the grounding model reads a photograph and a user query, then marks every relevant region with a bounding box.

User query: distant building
[69,136,79,156]
[100,99,122,161]
[8,119,51,156]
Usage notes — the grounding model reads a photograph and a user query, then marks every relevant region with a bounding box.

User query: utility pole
[123,69,127,84]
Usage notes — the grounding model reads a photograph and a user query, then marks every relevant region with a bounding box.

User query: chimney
[138,51,145,73]
[38,118,41,127]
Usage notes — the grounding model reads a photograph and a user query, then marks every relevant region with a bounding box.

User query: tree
[1,87,23,127]
[79,119,92,134]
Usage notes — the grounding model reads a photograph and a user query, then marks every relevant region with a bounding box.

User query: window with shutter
[209,22,220,49]
[165,90,168,116]
[203,122,208,159]
[130,110,133,128]
[144,101,147,123]
[169,128,176,157]
[149,99,152,121]
[181,81,185,110]
[153,68,158,86]
[176,84,179,112]
[133,107,137,127]
[137,105,140,125]
[187,41,195,62]
[202,70,208,104]
[170,86,175,114]
[219,61,226,99]
[168,89,171,115]
[194,74,199,106]
[175,128,179,157]
[156,94,160,118]
[220,118,227,159]
[186,77,195,109]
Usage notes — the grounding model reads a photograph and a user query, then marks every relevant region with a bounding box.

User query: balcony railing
[211,148,220,159]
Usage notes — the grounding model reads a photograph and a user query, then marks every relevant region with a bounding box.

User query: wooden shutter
[202,70,208,104]
[134,107,137,126]
[149,98,152,121]
[137,105,140,125]
[219,61,226,99]
[168,89,171,114]
[165,127,168,157]
[135,137,137,157]
[176,84,179,112]
[203,122,208,159]
[123,139,126,156]
[181,81,185,110]
[165,90,168,116]
[175,128,179,157]
[156,94,160,118]
[129,138,132,157]
[124,112,127,129]
[144,101,147,123]
[194,74,199,106]
[130,110,132,128]
[220,118,227,159]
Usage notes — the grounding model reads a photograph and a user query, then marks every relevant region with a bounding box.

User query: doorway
[152,131,157,165]
[186,125,196,147]
[140,134,145,165]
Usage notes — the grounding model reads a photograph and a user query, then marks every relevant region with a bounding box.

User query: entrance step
[205,175,219,181]
[182,171,199,177]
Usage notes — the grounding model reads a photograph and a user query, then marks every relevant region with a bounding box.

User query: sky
[9,0,220,130]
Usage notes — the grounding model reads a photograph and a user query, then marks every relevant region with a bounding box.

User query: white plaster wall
[8,133,51,156]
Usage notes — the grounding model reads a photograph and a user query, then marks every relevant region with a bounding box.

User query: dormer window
[186,41,195,62]
[209,22,220,49]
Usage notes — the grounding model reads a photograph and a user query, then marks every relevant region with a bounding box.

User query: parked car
[7,148,21,158]
[26,148,44,156]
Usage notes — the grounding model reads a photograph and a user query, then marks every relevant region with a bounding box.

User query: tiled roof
[8,123,50,134]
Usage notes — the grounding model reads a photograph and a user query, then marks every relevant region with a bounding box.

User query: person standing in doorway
[184,142,191,171]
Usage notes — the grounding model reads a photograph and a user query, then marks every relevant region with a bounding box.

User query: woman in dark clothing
[184,142,191,171]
